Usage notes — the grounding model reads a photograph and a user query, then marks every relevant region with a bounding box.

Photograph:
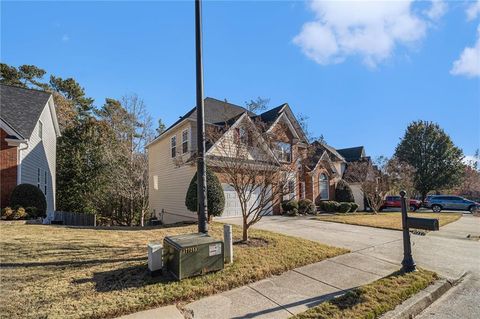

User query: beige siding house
[148,97,369,224]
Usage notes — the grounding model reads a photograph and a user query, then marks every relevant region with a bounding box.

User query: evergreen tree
[185,167,225,220]
[395,121,464,200]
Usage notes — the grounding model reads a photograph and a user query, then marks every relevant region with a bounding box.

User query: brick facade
[0,128,18,209]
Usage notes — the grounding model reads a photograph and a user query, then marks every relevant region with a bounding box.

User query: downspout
[17,142,29,185]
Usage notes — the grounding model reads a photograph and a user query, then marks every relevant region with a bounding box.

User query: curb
[380,272,468,319]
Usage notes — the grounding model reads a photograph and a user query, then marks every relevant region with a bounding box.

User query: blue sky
[1,0,479,159]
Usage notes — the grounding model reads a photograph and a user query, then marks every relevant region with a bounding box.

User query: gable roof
[0,84,52,139]
[337,146,365,162]
[256,104,286,124]
[148,98,309,147]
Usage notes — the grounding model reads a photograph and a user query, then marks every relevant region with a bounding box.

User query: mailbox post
[400,190,416,272]
[400,190,439,273]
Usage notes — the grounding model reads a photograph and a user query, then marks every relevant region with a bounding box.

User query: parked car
[380,196,422,212]
[424,195,480,213]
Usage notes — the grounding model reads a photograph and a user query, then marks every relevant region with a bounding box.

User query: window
[235,127,251,145]
[182,129,189,154]
[171,136,176,158]
[274,142,292,162]
[319,173,329,200]
[37,168,41,189]
[38,121,43,139]
[153,175,159,190]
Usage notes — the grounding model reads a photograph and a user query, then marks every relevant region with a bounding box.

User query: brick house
[148,98,367,224]
[0,84,61,218]
[147,98,365,224]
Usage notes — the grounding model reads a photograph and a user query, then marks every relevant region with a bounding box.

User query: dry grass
[316,212,462,231]
[293,269,438,319]
[0,222,347,319]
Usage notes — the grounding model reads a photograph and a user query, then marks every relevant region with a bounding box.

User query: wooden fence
[53,211,96,226]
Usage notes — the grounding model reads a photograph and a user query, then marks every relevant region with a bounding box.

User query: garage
[221,184,273,218]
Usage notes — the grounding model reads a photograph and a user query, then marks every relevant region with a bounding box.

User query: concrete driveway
[220,214,480,279]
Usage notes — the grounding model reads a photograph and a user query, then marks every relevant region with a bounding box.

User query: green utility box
[163,233,224,280]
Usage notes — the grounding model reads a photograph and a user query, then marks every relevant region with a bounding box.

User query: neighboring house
[337,146,371,211]
[0,84,61,219]
[148,97,368,224]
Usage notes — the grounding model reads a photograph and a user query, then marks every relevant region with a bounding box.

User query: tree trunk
[242,219,249,242]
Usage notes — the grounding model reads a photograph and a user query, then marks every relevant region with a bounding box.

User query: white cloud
[466,0,480,21]
[293,0,443,68]
[425,0,447,21]
[450,26,480,77]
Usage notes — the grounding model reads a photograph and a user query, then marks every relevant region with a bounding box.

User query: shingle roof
[337,146,365,162]
[158,97,253,138]
[0,84,51,139]
[256,104,286,124]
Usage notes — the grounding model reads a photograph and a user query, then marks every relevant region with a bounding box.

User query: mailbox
[163,233,224,280]
[406,217,439,231]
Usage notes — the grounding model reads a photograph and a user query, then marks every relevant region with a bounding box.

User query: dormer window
[171,136,176,158]
[38,121,43,139]
[274,142,292,162]
[182,129,189,154]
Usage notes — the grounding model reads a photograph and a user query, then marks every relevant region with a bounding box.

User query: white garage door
[221,184,273,218]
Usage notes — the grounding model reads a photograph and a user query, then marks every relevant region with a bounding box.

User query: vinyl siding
[148,121,197,224]
[20,99,57,217]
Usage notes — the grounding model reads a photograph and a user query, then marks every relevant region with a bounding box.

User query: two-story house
[148,98,367,224]
[0,84,61,219]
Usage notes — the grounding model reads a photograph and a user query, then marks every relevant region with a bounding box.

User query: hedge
[298,199,316,214]
[282,199,299,216]
[338,202,352,214]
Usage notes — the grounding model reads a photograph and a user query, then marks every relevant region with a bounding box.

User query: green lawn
[316,212,462,231]
[0,222,348,319]
[293,269,438,319]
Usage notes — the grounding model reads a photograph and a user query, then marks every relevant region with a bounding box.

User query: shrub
[298,199,316,214]
[25,207,39,218]
[185,167,225,220]
[335,180,355,203]
[1,207,28,220]
[319,201,340,213]
[1,207,14,220]
[13,207,28,219]
[338,202,352,214]
[282,200,299,216]
[349,203,359,213]
[10,184,47,218]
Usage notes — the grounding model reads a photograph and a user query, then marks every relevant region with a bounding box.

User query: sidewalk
[120,251,400,319]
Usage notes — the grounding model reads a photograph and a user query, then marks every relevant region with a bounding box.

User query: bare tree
[96,94,154,226]
[207,116,294,241]
[344,158,389,213]
[386,157,417,198]
[245,97,270,113]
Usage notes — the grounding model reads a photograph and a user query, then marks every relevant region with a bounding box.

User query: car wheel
[469,205,477,213]
[409,205,417,212]
[432,205,442,213]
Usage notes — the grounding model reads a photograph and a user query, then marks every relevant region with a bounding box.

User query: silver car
[424,195,480,213]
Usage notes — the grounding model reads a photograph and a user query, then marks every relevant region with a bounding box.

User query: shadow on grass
[74,264,177,292]
[1,256,146,268]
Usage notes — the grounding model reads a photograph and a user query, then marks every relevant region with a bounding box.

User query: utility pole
[195,0,208,233]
